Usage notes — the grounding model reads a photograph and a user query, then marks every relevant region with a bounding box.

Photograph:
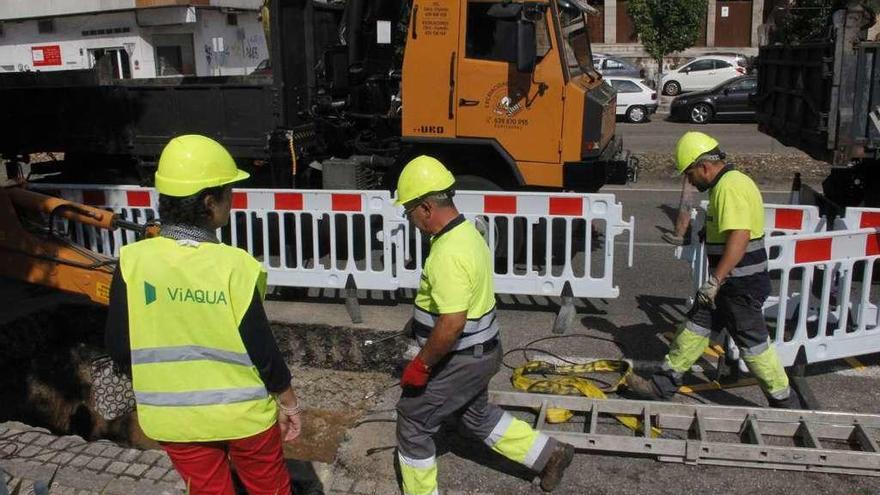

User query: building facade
[0,0,267,78]
[589,0,768,62]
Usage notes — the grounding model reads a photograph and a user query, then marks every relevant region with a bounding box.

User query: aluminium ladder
[490,390,880,476]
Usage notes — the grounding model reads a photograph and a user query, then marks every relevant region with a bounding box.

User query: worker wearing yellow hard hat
[393,154,456,206]
[105,134,303,493]
[153,134,251,197]
[625,132,797,409]
[393,155,576,495]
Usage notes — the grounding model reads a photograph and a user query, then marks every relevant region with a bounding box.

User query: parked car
[669,75,757,124]
[702,52,752,71]
[250,58,271,75]
[604,76,657,123]
[593,54,645,79]
[660,55,746,96]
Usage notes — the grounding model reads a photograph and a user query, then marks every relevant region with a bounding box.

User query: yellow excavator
[0,180,154,305]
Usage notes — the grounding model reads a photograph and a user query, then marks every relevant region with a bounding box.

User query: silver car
[592,54,644,79]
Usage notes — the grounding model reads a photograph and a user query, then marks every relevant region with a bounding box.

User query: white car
[604,76,657,123]
[660,56,746,96]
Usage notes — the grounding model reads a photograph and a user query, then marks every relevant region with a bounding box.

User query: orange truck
[0,0,633,194]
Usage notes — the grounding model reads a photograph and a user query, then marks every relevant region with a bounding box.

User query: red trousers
[160,424,291,495]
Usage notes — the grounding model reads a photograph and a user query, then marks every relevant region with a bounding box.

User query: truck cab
[400,0,630,191]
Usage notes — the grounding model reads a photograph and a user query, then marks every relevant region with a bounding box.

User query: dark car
[669,75,757,124]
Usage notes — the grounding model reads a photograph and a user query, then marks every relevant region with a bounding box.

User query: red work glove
[401,355,431,388]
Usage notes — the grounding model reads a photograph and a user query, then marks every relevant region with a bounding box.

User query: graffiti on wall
[229,28,263,61]
[205,43,229,67]
[204,29,261,69]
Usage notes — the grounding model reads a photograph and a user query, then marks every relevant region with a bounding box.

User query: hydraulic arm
[0,186,151,305]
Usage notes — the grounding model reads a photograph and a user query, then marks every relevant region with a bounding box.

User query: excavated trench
[0,303,405,463]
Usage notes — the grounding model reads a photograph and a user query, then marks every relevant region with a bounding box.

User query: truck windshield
[558,3,595,78]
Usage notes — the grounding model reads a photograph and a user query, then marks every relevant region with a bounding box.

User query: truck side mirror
[516,19,537,73]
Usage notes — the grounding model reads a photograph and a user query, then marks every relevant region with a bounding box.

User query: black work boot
[622,372,677,401]
[538,442,575,492]
[768,393,801,409]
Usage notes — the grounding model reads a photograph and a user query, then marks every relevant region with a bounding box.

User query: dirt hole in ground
[0,304,405,464]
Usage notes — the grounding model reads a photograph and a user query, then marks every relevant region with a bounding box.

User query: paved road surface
[617,118,807,155]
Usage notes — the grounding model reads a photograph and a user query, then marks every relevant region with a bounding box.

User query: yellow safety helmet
[154,135,250,197]
[674,131,723,174]
[394,155,455,206]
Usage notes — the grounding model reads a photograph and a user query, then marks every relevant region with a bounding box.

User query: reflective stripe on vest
[131,345,254,367]
[120,237,276,443]
[412,306,499,350]
[136,387,268,407]
[706,237,768,278]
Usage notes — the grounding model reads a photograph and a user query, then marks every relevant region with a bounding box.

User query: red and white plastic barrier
[678,202,826,295]
[765,228,880,366]
[677,200,880,367]
[28,183,633,302]
[394,190,634,299]
[836,206,880,231]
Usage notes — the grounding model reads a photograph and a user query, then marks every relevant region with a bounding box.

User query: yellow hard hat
[675,131,722,174]
[154,135,250,197]
[394,155,455,206]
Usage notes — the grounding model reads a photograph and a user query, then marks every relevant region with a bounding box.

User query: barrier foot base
[553,282,576,334]
[344,274,362,324]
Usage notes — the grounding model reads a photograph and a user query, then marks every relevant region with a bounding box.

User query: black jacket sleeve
[239,290,292,393]
[104,268,132,374]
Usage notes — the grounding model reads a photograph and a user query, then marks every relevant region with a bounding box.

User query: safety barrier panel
[764,228,880,366]
[836,206,880,231]
[674,198,880,367]
[392,191,634,299]
[28,184,634,316]
[678,202,826,294]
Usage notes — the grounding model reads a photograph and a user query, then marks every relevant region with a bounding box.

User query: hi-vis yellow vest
[119,237,276,442]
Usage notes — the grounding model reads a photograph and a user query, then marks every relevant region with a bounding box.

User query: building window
[0,23,4,38]
[89,48,132,79]
[37,19,54,34]
[227,13,238,26]
[153,34,196,76]
[82,27,131,36]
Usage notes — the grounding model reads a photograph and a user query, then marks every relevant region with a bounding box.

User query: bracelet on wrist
[278,402,302,416]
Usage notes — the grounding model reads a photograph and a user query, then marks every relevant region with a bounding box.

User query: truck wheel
[454,175,525,268]
[689,103,713,124]
[663,81,680,96]
[626,105,648,123]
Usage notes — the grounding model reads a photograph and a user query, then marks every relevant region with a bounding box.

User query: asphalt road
[617,117,808,155]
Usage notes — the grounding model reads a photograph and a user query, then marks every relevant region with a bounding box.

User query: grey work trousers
[395,343,557,472]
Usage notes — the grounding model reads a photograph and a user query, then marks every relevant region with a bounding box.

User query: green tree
[774,0,836,42]
[628,0,707,84]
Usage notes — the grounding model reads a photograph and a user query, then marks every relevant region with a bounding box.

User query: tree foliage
[628,0,707,68]
[774,0,838,42]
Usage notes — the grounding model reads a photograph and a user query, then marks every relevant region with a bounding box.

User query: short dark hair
[158,185,228,228]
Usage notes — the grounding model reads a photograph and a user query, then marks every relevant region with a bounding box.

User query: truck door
[455,1,564,164]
